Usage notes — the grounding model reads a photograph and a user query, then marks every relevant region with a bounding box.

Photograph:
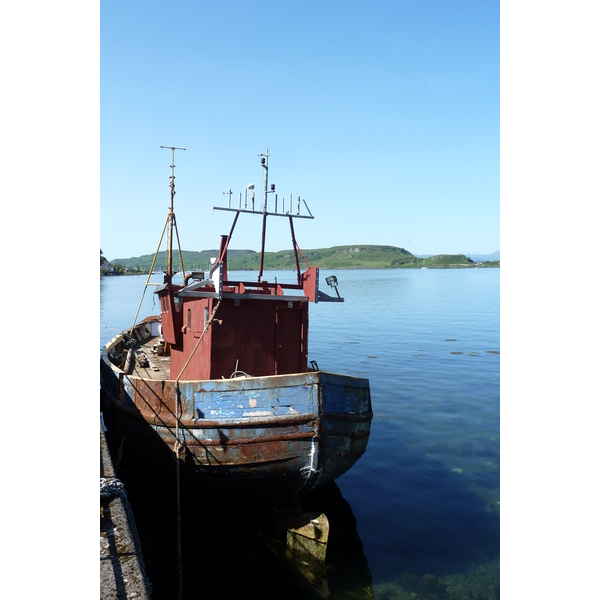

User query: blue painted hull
[101,344,372,499]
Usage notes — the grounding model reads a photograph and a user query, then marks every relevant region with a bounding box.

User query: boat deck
[129,335,172,380]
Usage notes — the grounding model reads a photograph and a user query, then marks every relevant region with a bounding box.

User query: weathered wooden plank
[192,384,318,420]
[102,355,371,497]
[321,383,369,413]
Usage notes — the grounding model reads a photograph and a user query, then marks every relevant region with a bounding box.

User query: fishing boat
[100,148,372,500]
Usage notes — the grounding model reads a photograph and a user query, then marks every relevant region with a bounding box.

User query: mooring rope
[172,299,221,600]
[175,300,222,385]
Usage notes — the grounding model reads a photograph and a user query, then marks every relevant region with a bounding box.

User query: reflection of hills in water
[108,442,372,600]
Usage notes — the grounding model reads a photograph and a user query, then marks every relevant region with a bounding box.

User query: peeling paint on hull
[101,352,372,499]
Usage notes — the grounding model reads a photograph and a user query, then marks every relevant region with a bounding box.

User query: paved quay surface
[100,417,152,599]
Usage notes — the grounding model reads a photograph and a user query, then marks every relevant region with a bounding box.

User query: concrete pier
[100,417,152,599]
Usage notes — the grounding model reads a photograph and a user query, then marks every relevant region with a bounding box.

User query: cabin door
[276,307,303,375]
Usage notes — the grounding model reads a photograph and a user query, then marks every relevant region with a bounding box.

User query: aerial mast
[129,146,187,334]
[160,145,186,280]
[258,149,272,281]
[212,150,315,284]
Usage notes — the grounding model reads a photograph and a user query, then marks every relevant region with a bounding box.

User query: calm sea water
[100,267,500,600]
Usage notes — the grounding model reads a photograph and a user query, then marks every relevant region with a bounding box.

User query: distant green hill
[109,249,255,272]
[108,245,493,272]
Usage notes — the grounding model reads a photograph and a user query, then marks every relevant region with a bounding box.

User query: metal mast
[260,149,269,211]
[129,146,187,334]
[213,150,315,284]
[161,145,186,280]
[258,150,270,281]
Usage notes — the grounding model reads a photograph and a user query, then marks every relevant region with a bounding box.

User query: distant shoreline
[101,244,499,275]
[101,262,499,276]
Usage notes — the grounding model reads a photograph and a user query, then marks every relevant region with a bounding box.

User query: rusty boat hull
[100,322,372,500]
[101,151,373,501]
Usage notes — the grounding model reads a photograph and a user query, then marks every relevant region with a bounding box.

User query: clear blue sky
[100,0,499,261]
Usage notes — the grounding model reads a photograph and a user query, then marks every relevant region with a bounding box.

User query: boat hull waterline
[101,325,372,499]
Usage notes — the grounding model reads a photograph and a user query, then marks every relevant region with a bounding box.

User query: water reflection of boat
[290,482,373,599]
[100,148,373,501]
[115,468,372,599]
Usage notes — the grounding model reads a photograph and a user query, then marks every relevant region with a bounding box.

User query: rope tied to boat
[292,437,323,500]
[172,299,222,457]
[173,439,184,459]
[300,438,322,480]
[175,299,222,386]
[172,299,221,600]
